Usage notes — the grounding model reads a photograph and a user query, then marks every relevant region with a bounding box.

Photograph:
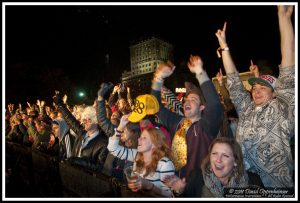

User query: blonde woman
[108,115,175,197]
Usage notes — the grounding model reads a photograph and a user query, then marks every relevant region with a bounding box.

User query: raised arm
[96,82,116,137]
[53,91,84,137]
[278,5,294,67]
[215,22,238,74]
[151,62,183,136]
[249,60,260,77]
[187,55,224,138]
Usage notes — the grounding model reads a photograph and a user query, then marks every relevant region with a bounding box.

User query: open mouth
[214,164,224,170]
[184,105,191,111]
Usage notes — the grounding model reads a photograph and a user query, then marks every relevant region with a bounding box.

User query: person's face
[21,114,27,120]
[75,111,81,120]
[50,113,56,120]
[82,118,94,132]
[251,83,274,106]
[57,112,63,119]
[137,130,153,153]
[118,99,126,111]
[120,127,129,143]
[183,93,202,118]
[34,121,44,132]
[111,112,120,121]
[51,124,60,137]
[210,143,236,185]
[28,117,33,123]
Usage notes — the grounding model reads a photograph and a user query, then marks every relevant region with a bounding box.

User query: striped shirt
[108,135,175,197]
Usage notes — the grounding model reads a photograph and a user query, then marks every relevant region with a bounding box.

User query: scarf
[171,118,192,171]
[203,166,248,197]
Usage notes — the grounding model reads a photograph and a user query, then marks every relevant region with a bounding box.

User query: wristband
[114,128,123,137]
[153,76,163,83]
[217,47,230,58]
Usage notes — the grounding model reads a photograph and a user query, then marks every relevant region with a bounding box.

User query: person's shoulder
[159,156,172,163]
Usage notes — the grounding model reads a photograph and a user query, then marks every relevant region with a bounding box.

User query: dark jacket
[96,99,131,177]
[96,99,116,138]
[56,102,108,172]
[151,80,223,178]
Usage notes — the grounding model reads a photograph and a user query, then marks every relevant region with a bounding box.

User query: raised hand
[278,5,293,17]
[8,104,14,112]
[187,55,204,75]
[117,84,122,94]
[249,60,259,77]
[45,106,51,115]
[36,99,41,107]
[53,91,63,105]
[98,82,113,97]
[40,100,45,107]
[63,94,68,104]
[216,68,224,86]
[117,114,129,132]
[277,5,294,67]
[215,22,228,48]
[27,102,32,109]
[154,61,176,81]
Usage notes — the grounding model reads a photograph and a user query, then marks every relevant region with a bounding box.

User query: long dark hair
[125,122,141,148]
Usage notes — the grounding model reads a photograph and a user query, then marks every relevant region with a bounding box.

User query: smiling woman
[107,118,175,197]
[164,137,264,197]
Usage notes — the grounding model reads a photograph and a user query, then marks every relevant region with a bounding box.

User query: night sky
[5,3,291,106]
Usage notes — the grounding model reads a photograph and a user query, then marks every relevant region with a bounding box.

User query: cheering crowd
[5,5,295,197]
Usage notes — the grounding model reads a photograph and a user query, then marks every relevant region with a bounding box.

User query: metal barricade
[59,162,113,197]
[31,149,62,197]
[5,141,35,197]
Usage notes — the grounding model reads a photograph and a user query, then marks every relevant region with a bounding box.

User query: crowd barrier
[5,141,146,198]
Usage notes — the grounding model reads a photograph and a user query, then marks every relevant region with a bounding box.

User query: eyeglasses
[82,118,92,124]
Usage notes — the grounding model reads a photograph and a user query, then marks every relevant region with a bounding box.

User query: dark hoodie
[53,118,74,160]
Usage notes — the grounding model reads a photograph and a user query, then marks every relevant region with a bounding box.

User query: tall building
[121,37,173,98]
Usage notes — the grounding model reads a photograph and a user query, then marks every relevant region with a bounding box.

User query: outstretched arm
[215,22,238,74]
[215,22,252,116]
[278,5,294,67]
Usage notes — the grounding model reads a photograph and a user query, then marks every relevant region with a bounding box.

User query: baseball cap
[248,75,276,90]
[128,94,159,123]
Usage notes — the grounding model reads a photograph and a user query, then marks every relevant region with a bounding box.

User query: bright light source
[79,92,85,97]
